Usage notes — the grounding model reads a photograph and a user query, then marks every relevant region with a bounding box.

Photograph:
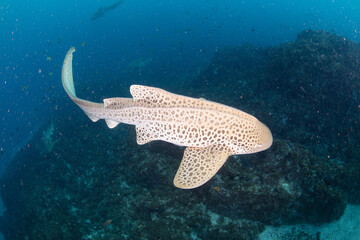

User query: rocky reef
[1,30,359,239]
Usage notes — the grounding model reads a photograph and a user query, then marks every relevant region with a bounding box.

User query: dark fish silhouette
[91,0,124,21]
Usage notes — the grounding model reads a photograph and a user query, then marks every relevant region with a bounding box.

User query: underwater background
[0,0,360,239]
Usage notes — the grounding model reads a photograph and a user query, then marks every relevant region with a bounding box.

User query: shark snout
[254,122,273,152]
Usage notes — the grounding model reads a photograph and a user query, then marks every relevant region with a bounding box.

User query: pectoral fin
[174,145,231,189]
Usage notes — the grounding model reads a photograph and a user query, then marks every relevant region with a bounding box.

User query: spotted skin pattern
[62,47,273,189]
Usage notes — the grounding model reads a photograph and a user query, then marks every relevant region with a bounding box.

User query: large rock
[199,139,346,225]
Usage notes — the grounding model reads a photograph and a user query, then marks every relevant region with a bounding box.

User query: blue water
[0,0,360,238]
[1,0,360,172]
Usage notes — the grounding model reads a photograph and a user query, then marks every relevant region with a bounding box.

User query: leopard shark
[62,47,273,189]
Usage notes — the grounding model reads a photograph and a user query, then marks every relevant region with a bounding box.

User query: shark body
[62,47,273,189]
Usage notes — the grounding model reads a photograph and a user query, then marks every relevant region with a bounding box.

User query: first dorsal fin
[130,85,175,106]
[130,85,203,108]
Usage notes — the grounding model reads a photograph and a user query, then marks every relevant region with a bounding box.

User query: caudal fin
[62,47,103,123]
[62,47,77,98]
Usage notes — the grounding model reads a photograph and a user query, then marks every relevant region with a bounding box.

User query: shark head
[243,121,272,153]
[228,119,273,154]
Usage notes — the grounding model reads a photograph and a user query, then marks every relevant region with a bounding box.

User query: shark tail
[62,47,103,122]
[62,47,77,98]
